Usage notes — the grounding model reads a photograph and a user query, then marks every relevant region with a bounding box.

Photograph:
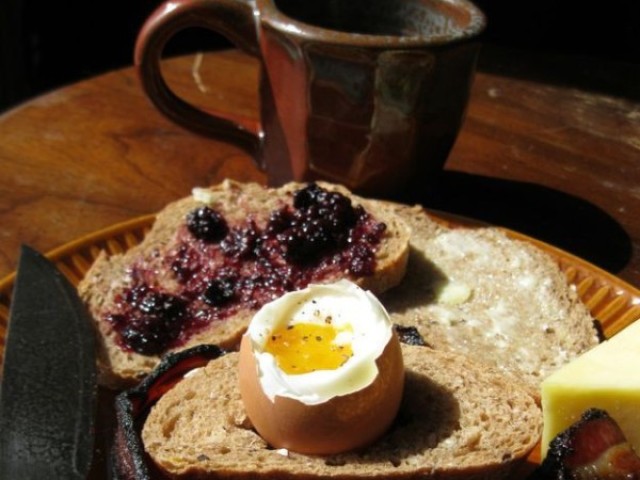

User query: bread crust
[141,345,542,479]
[78,181,411,388]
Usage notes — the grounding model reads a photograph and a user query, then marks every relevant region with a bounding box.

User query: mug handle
[134,0,263,156]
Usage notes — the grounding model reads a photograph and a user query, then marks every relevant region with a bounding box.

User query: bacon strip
[531,408,640,479]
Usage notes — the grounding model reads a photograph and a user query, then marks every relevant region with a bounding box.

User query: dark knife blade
[0,245,96,479]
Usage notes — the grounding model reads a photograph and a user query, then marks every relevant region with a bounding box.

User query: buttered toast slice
[141,344,541,479]
[383,203,600,397]
[78,181,411,388]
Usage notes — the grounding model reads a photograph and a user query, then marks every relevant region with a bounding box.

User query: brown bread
[78,181,411,388]
[381,203,600,399]
[142,344,542,479]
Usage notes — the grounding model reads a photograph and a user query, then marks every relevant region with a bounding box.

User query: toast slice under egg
[139,344,541,479]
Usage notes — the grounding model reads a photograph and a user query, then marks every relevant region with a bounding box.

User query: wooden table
[0,48,639,289]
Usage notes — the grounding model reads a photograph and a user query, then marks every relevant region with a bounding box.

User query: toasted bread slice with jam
[78,181,411,388]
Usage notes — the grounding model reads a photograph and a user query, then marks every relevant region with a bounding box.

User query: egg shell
[238,332,405,455]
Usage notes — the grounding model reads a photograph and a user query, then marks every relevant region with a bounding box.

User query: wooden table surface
[0,48,639,289]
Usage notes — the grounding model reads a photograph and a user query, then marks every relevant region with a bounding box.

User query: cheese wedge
[541,319,640,458]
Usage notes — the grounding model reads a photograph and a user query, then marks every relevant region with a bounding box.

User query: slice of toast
[141,344,541,479]
[78,181,411,388]
[382,203,600,398]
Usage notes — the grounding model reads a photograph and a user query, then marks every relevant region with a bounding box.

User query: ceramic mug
[136,0,485,199]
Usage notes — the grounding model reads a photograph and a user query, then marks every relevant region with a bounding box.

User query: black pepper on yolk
[264,323,354,374]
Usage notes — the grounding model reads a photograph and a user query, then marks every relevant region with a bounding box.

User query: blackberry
[202,276,237,306]
[282,185,362,264]
[115,286,186,355]
[293,183,324,209]
[394,325,428,346]
[119,320,177,356]
[186,206,229,243]
[266,207,294,234]
[282,220,333,264]
[294,184,357,225]
[221,222,261,259]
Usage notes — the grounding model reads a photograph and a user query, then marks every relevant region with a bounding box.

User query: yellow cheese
[541,319,640,458]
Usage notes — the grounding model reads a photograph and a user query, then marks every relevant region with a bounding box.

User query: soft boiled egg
[238,279,404,455]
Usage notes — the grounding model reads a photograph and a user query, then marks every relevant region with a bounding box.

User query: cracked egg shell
[238,280,405,455]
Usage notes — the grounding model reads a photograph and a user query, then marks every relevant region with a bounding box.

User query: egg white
[245,279,393,405]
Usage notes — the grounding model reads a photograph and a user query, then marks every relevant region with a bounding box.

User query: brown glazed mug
[136,0,485,199]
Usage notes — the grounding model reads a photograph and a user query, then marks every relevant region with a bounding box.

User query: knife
[0,245,97,479]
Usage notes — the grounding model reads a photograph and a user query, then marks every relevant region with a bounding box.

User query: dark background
[1,0,640,113]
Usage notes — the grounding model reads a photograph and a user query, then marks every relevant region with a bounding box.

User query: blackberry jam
[108,285,187,355]
[107,184,386,355]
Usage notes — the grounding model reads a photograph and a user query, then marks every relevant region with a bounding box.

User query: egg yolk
[265,323,353,374]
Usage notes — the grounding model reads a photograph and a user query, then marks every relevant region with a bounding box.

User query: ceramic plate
[0,211,639,477]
